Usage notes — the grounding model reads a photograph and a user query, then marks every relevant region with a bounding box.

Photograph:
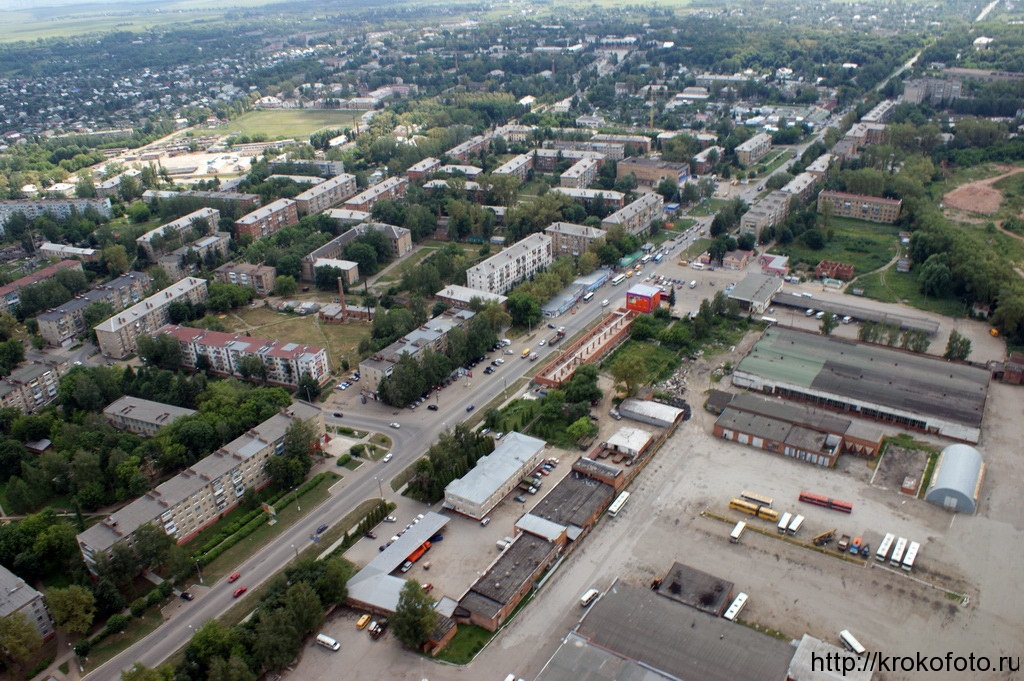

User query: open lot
[777,216,902,275]
[214,110,365,139]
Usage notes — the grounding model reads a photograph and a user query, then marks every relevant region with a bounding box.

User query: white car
[389,422,401,429]
[382,453,393,463]
[538,339,546,346]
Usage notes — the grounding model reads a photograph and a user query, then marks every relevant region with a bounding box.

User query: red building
[625,284,661,313]
[815,260,855,281]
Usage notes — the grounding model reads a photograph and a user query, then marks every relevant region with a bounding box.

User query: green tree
[236,355,268,383]
[132,523,173,569]
[121,663,174,681]
[391,581,438,650]
[506,292,541,328]
[0,613,42,672]
[102,245,131,276]
[45,585,96,635]
[943,329,972,361]
[296,372,320,402]
[566,416,598,442]
[819,311,839,336]
[251,608,300,671]
[283,582,323,636]
[206,655,256,681]
[274,275,298,296]
[611,353,647,396]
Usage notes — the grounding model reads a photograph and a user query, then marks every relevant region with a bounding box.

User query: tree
[611,353,647,396]
[0,613,42,671]
[506,292,541,328]
[943,329,972,361]
[237,355,268,383]
[297,372,320,402]
[206,655,256,681]
[391,581,437,649]
[274,275,298,296]
[45,585,96,635]
[819,311,839,336]
[83,301,115,330]
[133,523,173,569]
[102,245,131,276]
[283,582,323,636]
[566,416,597,442]
[121,663,174,681]
[655,178,678,201]
[251,608,300,671]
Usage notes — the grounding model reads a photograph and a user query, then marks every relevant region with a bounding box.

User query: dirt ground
[873,445,931,496]
[942,165,1022,215]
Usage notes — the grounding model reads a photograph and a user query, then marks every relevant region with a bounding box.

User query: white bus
[902,541,920,571]
[876,533,895,563]
[787,514,805,536]
[723,592,749,621]
[839,629,866,655]
[777,512,792,534]
[759,316,778,325]
[611,274,626,286]
[740,490,774,508]
[608,491,630,517]
[582,291,595,303]
[890,537,908,567]
[729,521,747,543]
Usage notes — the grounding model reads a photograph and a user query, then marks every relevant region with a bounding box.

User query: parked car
[514,495,527,503]
[422,583,434,593]
[232,586,248,598]
[427,404,439,411]
[228,572,241,583]
[483,366,495,374]
[382,453,393,463]
[364,531,377,539]
[180,591,194,601]
[384,515,398,523]
[389,422,401,429]
[316,523,329,535]
[333,412,343,418]
[466,404,475,412]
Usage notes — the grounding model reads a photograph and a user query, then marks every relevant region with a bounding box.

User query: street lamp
[291,544,298,560]
[375,476,384,500]
[195,560,203,585]
[292,486,301,511]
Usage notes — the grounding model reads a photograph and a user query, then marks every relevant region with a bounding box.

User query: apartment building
[406,157,442,183]
[861,100,897,124]
[804,153,836,180]
[493,124,533,143]
[343,177,408,212]
[616,158,689,186]
[156,325,331,388]
[466,233,553,295]
[0,198,112,234]
[213,262,277,296]
[0,361,68,414]
[533,149,604,172]
[735,133,773,167]
[233,199,299,241]
[156,232,231,281]
[323,208,371,226]
[268,157,345,177]
[0,260,83,314]
[779,172,819,204]
[77,401,324,572]
[559,157,602,188]
[0,565,54,641]
[817,191,902,224]
[94,169,141,198]
[299,222,412,281]
[550,140,626,161]
[39,242,99,262]
[492,153,534,181]
[94,277,209,359]
[591,133,652,155]
[446,135,490,163]
[142,190,261,213]
[600,193,664,235]
[692,145,725,175]
[551,187,626,210]
[740,191,792,237]
[37,271,151,346]
[359,309,475,388]
[903,78,963,105]
[137,208,220,259]
[293,173,358,216]
[545,222,606,256]
[437,165,484,180]
[434,285,508,310]
[103,396,197,437]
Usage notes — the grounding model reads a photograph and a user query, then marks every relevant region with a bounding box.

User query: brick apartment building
[293,173,358,215]
[103,396,197,437]
[545,222,606,256]
[817,191,902,224]
[233,198,299,241]
[213,262,277,296]
[735,132,772,166]
[600,193,664,235]
[615,158,689,187]
[37,271,151,346]
[94,277,209,359]
[343,177,408,212]
[0,260,83,314]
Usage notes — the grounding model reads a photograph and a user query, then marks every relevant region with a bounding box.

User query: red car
[232,586,248,598]
[227,572,241,583]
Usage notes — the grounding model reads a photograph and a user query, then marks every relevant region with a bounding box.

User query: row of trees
[406,425,496,502]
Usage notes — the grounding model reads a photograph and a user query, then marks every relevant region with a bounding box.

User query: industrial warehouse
[731,327,990,443]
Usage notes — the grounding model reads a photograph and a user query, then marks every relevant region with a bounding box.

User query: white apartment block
[137,208,220,258]
[466,233,553,295]
[94,277,209,359]
[0,198,112,234]
[491,153,534,181]
[156,325,331,388]
[293,173,358,215]
[735,132,773,166]
[601,193,664,235]
[343,177,408,212]
[103,396,197,437]
[76,402,324,572]
[0,565,54,640]
[559,157,602,188]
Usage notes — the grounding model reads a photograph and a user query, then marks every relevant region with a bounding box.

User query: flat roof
[515,513,566,542]
[788,634,873,681]
[771,293,939,334]
[735,327,989,428]
[459,534,559,620]
[531,473,616,537]
[536,632,677,681]
[578,580,794,681]
[606,426,654,453]
[444,432,546,507]
[103,396,197,429]
[728,392,852,435]
[729,272,783,305]
[0,564,42,618]
[656,561,735,615]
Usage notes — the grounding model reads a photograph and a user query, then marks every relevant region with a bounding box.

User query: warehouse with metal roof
[443,432,547,519]
[925,444,985,514]
[732,327,990,443]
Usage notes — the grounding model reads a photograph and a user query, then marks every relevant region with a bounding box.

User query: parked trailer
[723,592,749,621]
[729,498,778,522]
[902,541,920,571]
[798,490,854,513]
[876,533,895,563]
[777,512,793,534]
[787,514,805,536]
[757,507,779,522]
[729,521,747,543]
[890,537,908,567]
[839,629,867,656]
[740,491,774,508]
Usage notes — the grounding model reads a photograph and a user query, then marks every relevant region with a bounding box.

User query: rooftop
[0,565,42,618]
[102,396,197,430]
[656,561,735,615]
[459,533,559,620]
[93,277,207,333]
[735,327,989,428]
[444,432,546,507]
[531,472,616,539]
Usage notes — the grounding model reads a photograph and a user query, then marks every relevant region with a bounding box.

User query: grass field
[850,268,966,317]
[215,110,364,140]
[777,217,901,275]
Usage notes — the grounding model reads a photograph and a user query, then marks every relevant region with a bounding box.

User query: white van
[689,280,697,289]
[315,633,341,651]
[580,588,600,607]
[601,299,610,307]
[691,262,705,270]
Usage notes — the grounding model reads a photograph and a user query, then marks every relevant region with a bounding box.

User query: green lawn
[435,624,494,664]
[849,268,967,318]
[603,340,680,385]
[777,217,900,275]
[216,110,364,140]
[84,610,164,672]
[684,238,713,258]
[687,198,730,216]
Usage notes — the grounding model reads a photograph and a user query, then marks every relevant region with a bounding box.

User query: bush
[349,444,365,457]
[105,614,131,635]
[74,640,92,657]
[130,598,147,618]
[337,454,352,467]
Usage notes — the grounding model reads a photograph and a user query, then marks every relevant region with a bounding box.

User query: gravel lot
[290,310,1021,681]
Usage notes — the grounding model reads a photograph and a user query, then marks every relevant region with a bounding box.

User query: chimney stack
[337,277,347,319]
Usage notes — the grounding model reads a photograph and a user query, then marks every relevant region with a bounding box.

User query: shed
[925,444,985,514]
